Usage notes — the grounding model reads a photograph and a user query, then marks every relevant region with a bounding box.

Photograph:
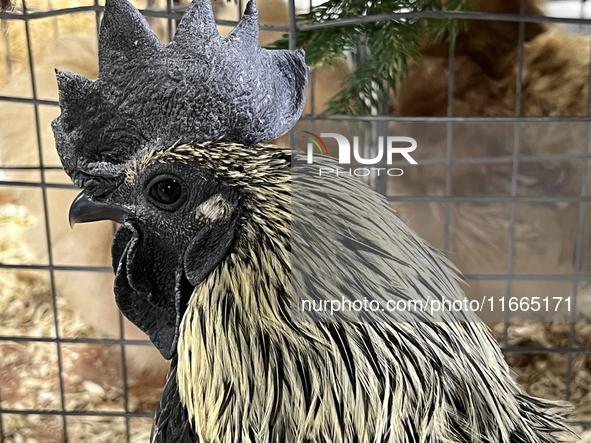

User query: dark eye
[150,179,182,204]
[146,175,187,210]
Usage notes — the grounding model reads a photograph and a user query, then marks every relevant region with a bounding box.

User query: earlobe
[183,217,238,287]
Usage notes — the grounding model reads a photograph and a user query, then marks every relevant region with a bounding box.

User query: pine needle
[272,0,476,115]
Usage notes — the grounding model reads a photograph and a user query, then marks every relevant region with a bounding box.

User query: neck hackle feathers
[52,0,308,192]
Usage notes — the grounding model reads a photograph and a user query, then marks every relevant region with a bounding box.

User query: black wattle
[112,222,186,360]
[112,223,134,271]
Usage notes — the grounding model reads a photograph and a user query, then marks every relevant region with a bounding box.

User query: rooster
[54,0,571,441]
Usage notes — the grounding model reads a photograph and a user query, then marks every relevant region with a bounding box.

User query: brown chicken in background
[395,0,586,117]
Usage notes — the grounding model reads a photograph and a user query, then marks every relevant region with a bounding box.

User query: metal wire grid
[0,0,589,440]
[0,1,183,440]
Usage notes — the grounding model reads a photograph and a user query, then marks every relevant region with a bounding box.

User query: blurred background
[1,0,591,441]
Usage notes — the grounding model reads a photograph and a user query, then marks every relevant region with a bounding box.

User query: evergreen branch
[272,0,475,115]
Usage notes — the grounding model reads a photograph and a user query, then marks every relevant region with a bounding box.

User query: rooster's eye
[151,179,182,204]
[146,175,186,210]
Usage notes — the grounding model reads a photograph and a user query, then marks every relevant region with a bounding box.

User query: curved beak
[69,191,131,228]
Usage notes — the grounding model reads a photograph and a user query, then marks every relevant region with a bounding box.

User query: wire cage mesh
[0,0,590,441]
